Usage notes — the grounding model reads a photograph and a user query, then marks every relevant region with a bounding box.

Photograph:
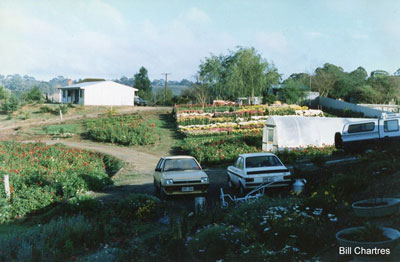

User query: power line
[161,73,171,105]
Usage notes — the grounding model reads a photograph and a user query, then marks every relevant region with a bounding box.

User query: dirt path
[44,140,161,174]
[32,139,163,201]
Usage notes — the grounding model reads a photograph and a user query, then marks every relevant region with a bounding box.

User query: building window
[80,90,83,98]
[68,90,72,97]
[384,120,399,132]
[63,90,67,98]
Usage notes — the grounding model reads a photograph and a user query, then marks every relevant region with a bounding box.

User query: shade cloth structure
[262,116,371,151]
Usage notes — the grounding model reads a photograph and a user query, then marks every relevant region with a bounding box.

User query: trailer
[335,113,400,151]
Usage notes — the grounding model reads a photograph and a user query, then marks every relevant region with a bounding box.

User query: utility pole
[161,73,171,105]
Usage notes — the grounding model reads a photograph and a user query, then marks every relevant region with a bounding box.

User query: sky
[1,0,400,82]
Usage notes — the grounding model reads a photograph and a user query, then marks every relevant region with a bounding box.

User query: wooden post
[4,175,10,198]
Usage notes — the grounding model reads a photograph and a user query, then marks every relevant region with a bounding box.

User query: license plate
[263,176,276,182]
[182,186,194,192]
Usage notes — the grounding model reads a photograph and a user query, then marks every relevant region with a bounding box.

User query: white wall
[83,82,135,106]
[318,97,385,118]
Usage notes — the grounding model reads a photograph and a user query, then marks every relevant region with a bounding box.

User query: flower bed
[0,142,117,222]
[85,114,157,146]
[178,135,262,165]
[174,105,312,138]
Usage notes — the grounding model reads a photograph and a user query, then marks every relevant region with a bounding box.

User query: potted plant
[352,170,400,218]
[336,223,400,261]
[352,198,400,218]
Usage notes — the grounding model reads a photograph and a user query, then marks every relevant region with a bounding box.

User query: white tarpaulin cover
[263,116,371,151]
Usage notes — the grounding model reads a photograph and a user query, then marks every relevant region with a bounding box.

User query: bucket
[292,179,307,195]
[194,197,206,214]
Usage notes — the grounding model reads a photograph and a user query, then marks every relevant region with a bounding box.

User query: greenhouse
[262,116,370,151]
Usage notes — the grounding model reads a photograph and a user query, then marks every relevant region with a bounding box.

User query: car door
[154,158,164,183]
[230,157,244,186]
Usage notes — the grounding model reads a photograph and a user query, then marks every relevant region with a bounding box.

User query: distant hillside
[0,74,68,96]
[0,74,192,97]
[152,85,189,96]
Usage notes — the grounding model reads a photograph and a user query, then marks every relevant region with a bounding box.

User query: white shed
[262,116,372,151]
[58,81,138,106]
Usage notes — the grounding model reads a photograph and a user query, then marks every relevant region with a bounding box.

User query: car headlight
[201,177,208,183]
[164,179,173,185]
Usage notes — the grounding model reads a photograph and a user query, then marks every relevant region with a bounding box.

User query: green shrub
[39,105,52,114]
[0,142,113,222]
[117,194,161,222]
[85,114,157,146]
[178,135,261,165]
[58,104,68,114]
[0,215,98,261]
[187,224,247,261]
[24,86,44,103]
[102,154,124,176]
[1,95,19,113]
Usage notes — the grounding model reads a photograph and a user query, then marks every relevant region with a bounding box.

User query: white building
[58,81,138,106]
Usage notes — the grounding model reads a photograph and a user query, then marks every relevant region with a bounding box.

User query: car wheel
[159,183,166,199]
[227,176,233,189]
[153,179,159,195]
[239,183,245,196]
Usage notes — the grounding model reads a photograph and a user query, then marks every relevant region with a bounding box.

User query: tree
[0,86,10,102]
[192,84,210,108]
[198,47,280,102]
[155,88,173,105]
[279,79,308,104]
[1,94,19,113]
[198,54,226,99]
[226,47,279,102]
[370,70,389,78]
[24,86,44,103]
[134,67,153,101]
[311,70,336,97]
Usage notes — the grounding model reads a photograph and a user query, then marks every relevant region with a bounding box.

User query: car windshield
[163,158,200,171]
[245,156,283,168]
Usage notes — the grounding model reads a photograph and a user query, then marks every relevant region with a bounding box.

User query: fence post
[59,109,63,122]
[4,174,10,199]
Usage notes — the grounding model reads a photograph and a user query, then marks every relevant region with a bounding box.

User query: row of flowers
[179,120,265,131]
[175,105,308,118]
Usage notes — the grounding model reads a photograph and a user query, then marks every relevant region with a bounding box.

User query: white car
[227,153,291,195]
[153,156,209,197]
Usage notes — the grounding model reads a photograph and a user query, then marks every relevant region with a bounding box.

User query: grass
[0,223,30,235]
[30,123,84,135]
[0,103,138,128]
[131,110,181,156]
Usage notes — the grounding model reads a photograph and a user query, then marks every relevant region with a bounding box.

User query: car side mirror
[155,168,161,172]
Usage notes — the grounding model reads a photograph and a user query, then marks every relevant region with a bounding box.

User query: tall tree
[226,47,279,101]
[198,47,280,102]
[134,67,152,101]
[311,70,336,97]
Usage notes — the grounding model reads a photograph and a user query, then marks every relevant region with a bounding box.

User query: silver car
[153,156,209,197]
[227,153,291,195]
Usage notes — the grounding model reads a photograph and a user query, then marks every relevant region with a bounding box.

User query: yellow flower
[344,201,349,206]
[311,191,318,198]
[324,191,329,196]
